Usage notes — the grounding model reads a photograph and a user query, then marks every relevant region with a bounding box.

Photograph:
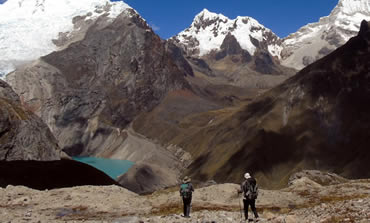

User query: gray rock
[288,170,348,186]
[0,80,61,161]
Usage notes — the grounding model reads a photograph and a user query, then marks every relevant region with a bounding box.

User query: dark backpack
[243,179,258,200]
[180,183,192,198]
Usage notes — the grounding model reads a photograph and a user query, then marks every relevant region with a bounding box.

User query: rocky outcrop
[6,10,192,159]
[0,80,61,161]
[288,170,348,186]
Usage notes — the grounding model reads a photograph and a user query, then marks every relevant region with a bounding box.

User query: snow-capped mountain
[171,9,282,59]
[281,0,370,70]
[0,0,131,78]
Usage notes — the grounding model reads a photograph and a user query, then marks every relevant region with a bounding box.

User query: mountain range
[1,0,369,78]
[0,0,370,192]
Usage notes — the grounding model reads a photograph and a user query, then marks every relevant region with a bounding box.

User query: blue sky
[0,0,339,39]
[117,0,338,39]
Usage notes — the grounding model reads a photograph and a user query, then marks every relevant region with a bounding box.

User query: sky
[116,0,339,39]
[0,0,339,39]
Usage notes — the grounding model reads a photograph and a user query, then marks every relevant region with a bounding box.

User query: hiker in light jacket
[238,172,259,222]
[179,176,194,218]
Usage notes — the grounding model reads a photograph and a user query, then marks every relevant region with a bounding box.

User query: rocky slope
[0,79,61,161]
[0,0,131,78]
[0,172,369,222]
[281,0,370,70]
[136,20,370,189]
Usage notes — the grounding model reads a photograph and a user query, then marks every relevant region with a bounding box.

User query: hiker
[238,172,259,222]
[179,176,194,218]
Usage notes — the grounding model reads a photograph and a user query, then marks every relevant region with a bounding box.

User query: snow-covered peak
[336,0,370,15]
[173,9,282,58]
[329,0,370,32]
[281,0,370,70]
[0,0,131,78]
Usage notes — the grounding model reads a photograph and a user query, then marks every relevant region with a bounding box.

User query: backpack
[243,179,258,200]
[180,183,192,198]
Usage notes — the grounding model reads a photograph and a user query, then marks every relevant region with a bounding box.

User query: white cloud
[150,23,160,31]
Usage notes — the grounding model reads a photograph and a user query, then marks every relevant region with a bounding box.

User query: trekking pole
[239,193,243,222]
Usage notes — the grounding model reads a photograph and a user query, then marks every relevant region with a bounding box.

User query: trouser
[182,197,192,217]
[243,198,258,220]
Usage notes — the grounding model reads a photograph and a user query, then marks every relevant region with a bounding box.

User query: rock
[118,162,179,194]
[0,79,61,161]
[288,170,348,186]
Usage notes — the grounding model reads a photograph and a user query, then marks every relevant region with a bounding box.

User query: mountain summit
[281,0,370,70]
[0,0,131,78]
[171,9,282,59]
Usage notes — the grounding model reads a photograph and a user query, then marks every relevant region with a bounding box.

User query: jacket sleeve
[190,183,194,192]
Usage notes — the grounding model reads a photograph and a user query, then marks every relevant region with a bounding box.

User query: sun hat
[182,176,191,183]
[244,172,251,179]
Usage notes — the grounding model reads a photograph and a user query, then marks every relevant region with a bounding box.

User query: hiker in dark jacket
[238,172,259,222]
[179,176,194,218]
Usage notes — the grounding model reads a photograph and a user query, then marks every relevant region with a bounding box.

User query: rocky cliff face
[281,0,370,70]
[0,80,61,161]
[6,9,192,159]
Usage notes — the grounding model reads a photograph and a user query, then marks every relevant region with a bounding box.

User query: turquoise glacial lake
[73,157,134,180]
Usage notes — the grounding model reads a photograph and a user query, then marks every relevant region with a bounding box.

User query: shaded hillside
[137,21,370,189]
[187,20,370,188]
[0,80,61,161]
[0,160,118,190]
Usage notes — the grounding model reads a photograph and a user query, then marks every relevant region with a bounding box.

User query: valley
[0,0,370,221]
